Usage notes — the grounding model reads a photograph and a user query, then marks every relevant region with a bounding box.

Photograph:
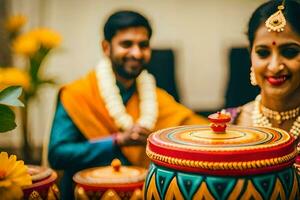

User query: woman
[229,0,300,140]
[226,0,300,172]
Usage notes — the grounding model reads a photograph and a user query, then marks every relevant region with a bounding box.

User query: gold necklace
[96,57,158,131]
[260,104,300,124]
[252,95,300,138]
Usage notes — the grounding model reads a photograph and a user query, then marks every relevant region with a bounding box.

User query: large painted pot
[73,159,146,200]
[22,165,59,200]
[144,113,300,199]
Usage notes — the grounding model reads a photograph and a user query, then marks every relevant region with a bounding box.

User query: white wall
[3,0,265,147]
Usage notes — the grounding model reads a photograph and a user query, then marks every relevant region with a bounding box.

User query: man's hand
[115,124,151,146]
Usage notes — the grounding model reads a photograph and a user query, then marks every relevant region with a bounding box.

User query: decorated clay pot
[144,112,300,199]
[23,165,59,200]
[73,159,146,200]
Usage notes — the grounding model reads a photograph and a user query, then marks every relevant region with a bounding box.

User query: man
[48,10,207,199]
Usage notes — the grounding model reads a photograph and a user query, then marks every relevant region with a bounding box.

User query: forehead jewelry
[265,0,286,32]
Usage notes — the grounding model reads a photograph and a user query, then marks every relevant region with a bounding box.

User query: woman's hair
[247,0,300,48]
[103,10,152,42]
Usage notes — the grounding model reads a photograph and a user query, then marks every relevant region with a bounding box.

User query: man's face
[104,26,151,80]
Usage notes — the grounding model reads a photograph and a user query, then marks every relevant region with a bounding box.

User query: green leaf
[0,104,16,132]
[0,86,24,107]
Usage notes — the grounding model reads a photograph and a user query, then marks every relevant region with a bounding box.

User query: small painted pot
[73,159,147,200]
[144,113,300,199]
[22,165,59,200]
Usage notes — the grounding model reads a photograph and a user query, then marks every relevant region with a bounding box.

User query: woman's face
[251,23,300,99]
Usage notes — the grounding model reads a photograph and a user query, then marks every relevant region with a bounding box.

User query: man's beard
[111,57,148,80]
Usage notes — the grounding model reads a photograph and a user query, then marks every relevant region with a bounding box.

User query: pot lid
[27,165,53,182]
[146,112,297,175]
[73,159,147,187]
[23,165,57,190]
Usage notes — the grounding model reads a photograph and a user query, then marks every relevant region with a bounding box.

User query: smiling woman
[251,24,300,101]
[226,0,300,137]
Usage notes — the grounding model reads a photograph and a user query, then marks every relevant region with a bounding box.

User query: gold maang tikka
[265,0,286,32]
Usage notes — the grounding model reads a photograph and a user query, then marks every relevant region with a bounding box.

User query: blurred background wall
[1,0,264,160]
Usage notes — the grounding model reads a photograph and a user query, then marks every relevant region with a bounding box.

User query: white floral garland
[252,95,300,138]
[95,58,158,131]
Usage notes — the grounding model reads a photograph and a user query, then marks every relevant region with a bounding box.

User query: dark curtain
[148,49,180,102]
[225,47,259,108]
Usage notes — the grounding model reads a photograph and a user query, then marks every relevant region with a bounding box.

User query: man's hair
[104,10,152,42]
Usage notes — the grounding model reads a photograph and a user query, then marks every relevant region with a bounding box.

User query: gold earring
[250,67,257,86]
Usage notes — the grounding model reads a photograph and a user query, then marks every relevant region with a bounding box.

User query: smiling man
[48,10,207,199]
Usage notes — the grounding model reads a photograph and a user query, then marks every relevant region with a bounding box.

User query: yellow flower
[0,185,23,200]
[30,28,61,49]
[0,152,32,199]
[12,28,61,57]
[5,15,27,33]
[12,34,39,56]
[0,68,30,91]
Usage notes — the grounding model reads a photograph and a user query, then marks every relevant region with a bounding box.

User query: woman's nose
[267,54,283,73]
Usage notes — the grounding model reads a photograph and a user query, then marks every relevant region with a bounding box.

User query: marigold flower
[12,34,39,56]
[0,67,30,91]
[0,152,32,198]
[29,28,61,49]
[4,15,27,33]
[0,185,23,200]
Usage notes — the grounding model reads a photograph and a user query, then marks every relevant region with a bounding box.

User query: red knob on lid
[208,112,231,133]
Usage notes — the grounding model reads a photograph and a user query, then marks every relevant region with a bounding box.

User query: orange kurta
[60,70,208,167]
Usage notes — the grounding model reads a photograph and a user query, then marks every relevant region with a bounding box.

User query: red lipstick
[266,75,288,86]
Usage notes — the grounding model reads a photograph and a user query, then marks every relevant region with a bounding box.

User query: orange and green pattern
[144,163,300,200]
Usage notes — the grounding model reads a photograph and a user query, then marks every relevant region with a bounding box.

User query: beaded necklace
[252,95,300,138]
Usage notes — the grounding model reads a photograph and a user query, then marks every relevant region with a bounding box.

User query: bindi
[272,41,276,45]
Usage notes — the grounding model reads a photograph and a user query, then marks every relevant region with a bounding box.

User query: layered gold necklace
[96,58,158,131]
[252,95,300,138]
[261,104,299,124]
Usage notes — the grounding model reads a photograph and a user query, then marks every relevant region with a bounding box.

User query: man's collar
[116,80,136,95]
